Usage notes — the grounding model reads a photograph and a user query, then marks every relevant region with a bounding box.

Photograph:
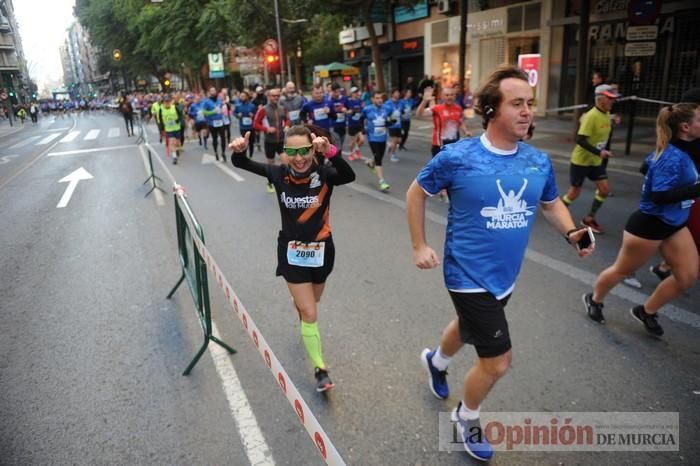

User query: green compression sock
[301,320,326,369]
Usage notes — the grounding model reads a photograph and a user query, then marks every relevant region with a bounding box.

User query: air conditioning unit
[437,0,452,14]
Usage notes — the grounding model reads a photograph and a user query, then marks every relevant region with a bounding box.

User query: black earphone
[484,105,495,117]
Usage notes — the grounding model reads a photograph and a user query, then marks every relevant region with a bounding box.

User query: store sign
[356,23,384,41]
[518,54,541,87]
[589,16,673,42]
[339,29,355,45]
[402,40,419,50]
[394,0,429,24]
[208,53,225,78]
[624,42,656,57]
[466,8,507,40]
[626,25,658,41]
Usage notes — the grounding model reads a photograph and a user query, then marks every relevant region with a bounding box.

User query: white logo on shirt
[480,179,534,229]
[280,192,320,209]
[309,172,321,189]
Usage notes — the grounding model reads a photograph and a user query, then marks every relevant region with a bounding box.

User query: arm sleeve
[648,183,700,204]
[539,157,560,202]
[323,154,356,186]
[575,134,602,156]
[416,150,454,195]
[253,107,267,131]
[232,151,269,178]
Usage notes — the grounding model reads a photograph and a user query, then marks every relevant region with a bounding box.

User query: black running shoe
[649,264,671,282]
[582,293,605,323]
[314,368,334,393]
[630,306,664,337]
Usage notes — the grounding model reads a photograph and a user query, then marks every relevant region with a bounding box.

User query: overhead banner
[208,53,225,78]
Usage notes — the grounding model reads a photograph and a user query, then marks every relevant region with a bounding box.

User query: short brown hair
[474,64,529,129]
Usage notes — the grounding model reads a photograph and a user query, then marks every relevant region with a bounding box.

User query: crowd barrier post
[142,149,165,197]
[167,185,236,375]
[625,96,638,156]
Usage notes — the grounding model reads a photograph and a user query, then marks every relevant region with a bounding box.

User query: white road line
[108,127,120,138]
[201,153,245,181]
[84,129,100,140]
[36,133,61,145]
[346,183,700,330]
[59,130,81,143]
[48,145,134,157]
[8,135,41,149]
[209,321,275,466]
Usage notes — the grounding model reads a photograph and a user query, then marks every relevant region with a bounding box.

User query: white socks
[431,346,452,371]
[459,401,481,421]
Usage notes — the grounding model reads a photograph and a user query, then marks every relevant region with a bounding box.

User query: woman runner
[229,125,356,391]
[583,103,700,336]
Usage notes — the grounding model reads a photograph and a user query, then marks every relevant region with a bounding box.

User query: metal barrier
[167,185,236,375]
[142,149,164,197]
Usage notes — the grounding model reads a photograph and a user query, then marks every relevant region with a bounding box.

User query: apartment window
[507,3,541,33]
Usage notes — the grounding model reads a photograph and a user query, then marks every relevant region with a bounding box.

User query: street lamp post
[279,18,308,87]
[273,0,285,84]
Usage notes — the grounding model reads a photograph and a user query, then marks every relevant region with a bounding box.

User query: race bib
[392,110,400,120]
[288,110,300,121]
[222,116,230,125]
[287,241,325,268]
[313,107,328,121]
[681,199,695,209]
[336,113,345,123]
[352,113,361,121]
[242,117,252,126]
[373,117,386,136]
[212,119,223,128]
[443,121,458,140]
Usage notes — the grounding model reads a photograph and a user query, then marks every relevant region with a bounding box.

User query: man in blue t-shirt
[406,64,594,462]
[300,84,336,132]
[382,89,404,162]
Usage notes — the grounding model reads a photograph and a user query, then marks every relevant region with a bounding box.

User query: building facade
[0,0,32,103]
[339,0,700,117]
[62,21,105,97]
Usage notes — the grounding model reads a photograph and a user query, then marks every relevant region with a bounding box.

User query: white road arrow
[56,167,93,208]
[201,152,245,181]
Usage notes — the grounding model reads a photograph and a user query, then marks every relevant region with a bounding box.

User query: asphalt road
[1,112,698,465]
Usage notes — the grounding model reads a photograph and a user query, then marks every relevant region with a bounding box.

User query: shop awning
[314,62,360,78]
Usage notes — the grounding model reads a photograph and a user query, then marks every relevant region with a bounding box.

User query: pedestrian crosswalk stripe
[60,130,81,143]
[8,135,41,149]
[108,127,120,138]
[36,133,61,145]
[84,129,100,140]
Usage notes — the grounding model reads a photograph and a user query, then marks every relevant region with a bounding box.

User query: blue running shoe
[420,348,449,399]
[451,401,493,461]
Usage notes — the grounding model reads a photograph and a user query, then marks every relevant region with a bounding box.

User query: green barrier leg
[167,272,185,299]
[210,335,237,354]
[183,336,209,376]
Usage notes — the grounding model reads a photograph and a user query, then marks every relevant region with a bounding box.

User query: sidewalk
[0,120,25,139]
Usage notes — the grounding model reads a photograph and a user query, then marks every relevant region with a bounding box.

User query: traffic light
[163,79,171,90]
[112,49,122,61]
[265,51,280,74]
[8,90,14,97]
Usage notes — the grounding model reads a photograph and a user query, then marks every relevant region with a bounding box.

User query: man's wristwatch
[564,228,580,244]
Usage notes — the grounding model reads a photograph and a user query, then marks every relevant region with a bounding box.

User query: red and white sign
[518,54,541,88]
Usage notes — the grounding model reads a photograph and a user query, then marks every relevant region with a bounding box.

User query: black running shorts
[569,163,608,187]
[369,141,386,166]
[276,236,335,284]
[624,210,685,241]
[194,121,208,132]
[348,126,362,137]
[448,291,512,358]
[265,141,284,160]
[388,127,402,138]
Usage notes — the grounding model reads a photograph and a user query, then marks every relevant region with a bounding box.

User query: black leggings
[209,126,226,154]
[123,115,134,135]
[223,124,231,147]
[400,120,410,147]
[369,141,386,166]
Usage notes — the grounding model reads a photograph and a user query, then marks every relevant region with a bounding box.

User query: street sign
[208,53,225,78]
[624,42,656,57]
[518,54,541,87]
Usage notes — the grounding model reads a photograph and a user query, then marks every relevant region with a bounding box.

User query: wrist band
[325,144,338,159]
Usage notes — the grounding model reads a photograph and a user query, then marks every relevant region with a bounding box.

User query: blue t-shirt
[417,134,559,299]
[188,102,206,123]
[362,105,389,143]
[330,96,348,129]
[201,97,223,125]
[234,102,257,130]
[400,98,416,121]
[301,99,336,130]
[382,99,403,129]
[346,98,364,128]
[640,143,699,226]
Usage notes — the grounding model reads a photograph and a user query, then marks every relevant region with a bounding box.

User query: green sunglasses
[284,145,313,156]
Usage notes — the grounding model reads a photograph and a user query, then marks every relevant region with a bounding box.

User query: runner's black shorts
[194,121,208,132]
[348,126,362,136]
[333,127,346,137]
[265,141,284,159]
[569,163,608,187]
[388,127,402,138]
[448,291,512,358]
[276,235,335,284]
[625,210,686,240]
